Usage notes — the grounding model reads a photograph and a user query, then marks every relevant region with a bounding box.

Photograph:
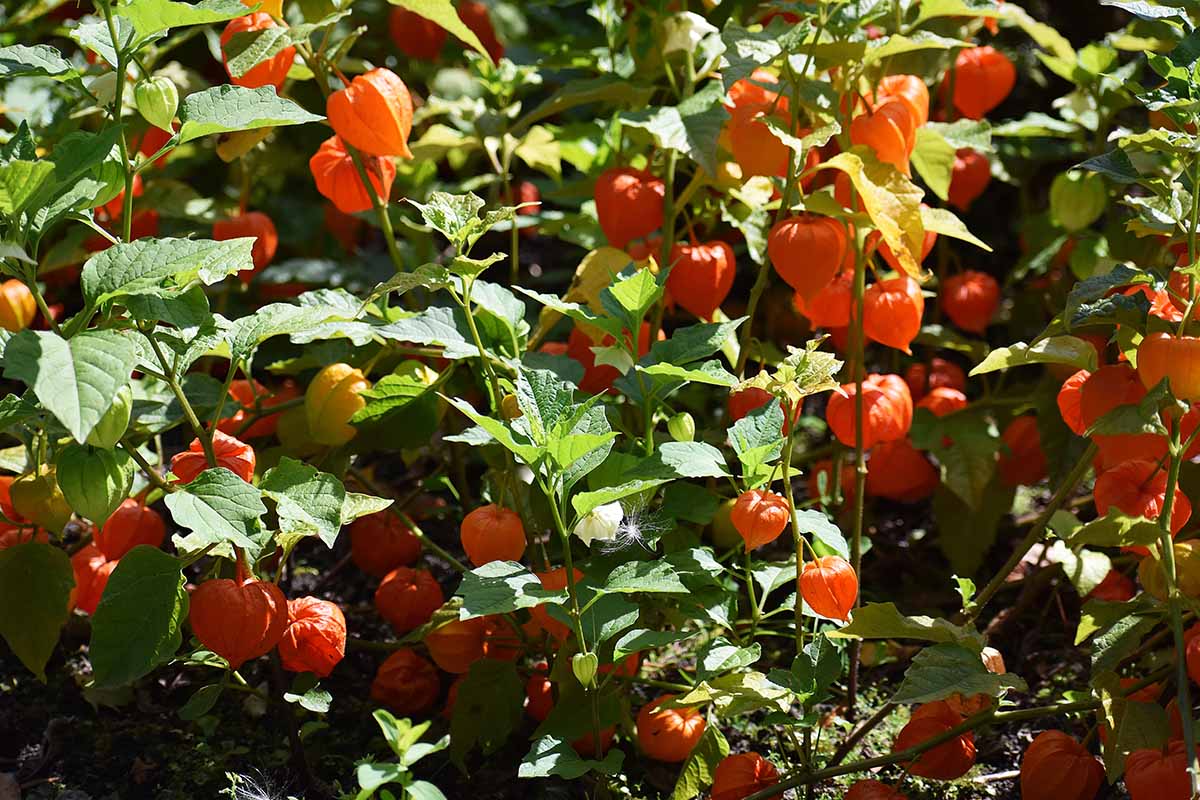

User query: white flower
[574,502,623,545]
[661,11,718,56]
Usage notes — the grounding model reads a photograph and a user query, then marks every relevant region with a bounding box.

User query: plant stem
[457,279,504,411]
[781,433,805,654]
[143,327,216,466]
[846,215,868,720]
[961,440,1097,624]
[120,439,174,493]
[98,0,135,244]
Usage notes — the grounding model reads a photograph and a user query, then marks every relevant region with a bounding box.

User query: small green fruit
[1049,170,1106,233]
[667,412,695,442]
[86,385,133,448]
[10,466,73,533]
[572,651,599,687]
[56,444,134,524]
[134,75,179,132]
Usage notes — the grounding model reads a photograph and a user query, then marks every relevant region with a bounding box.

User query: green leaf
[646,318,744,366]
[81,237,255,307]
[1046,542,1112,597]
[408,192,485,249]
[601,266,664,330]
[0,542,73,680]
[827,602,984,647]
[1065,511,1165,550]
[620,81,728,176]
[602,559,690,594]
[697,637,761,680]
[2,329,137,444]
[120,0,249,41]
[177,85,323,144]
[0,393,39,433]
[178,684,223,720]
[163,468,267,552]
[672,671,791,716]
[671,725,729,800]
[920,206,993,252]
[260,457,346,547]
[794,509,848,559]
[456,560,564,618]
[515,76,655,133]
[387,0,495,62]
[284,684,332,713]
[728,398,784,478]
[449,660,524,765]
[221,11,349,78]
[90,546,188,687]
[444,396,542,465]
[519,736,625,779]
[365,263,453,305]
[933,481,1014,577]
[970,336,1098,376]
[0,44,77,80]
[613,628,691,661]
[865,31,971,63]
[892,643,1019,705]
[0,160,57,216]
[911,127,956,201]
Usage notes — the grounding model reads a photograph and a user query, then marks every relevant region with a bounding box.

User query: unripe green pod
[667,412,695,442]
[56,444,134,524]
[572,651,599,687]
[134,76,179,132]
[1049,171,1107,233]
[10,466,73,533]
[86,385,133,448]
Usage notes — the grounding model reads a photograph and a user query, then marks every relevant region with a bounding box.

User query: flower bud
[573,501,623,546]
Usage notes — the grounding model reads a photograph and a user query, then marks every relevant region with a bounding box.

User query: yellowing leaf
[820,149,927,279]
[387,0,494,63]
[216,126,273,162]
[530,247,636,345]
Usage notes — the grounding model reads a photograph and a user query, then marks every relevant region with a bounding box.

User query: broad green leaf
[0,44,77,80]
[613,628,691,661]
[387,0,495,62]
[177,86,322,144]
[1046,542,1112,597]
[444,396,543,465]
[163,467,267,551]
[970,336,1098,376]
[911,127,956,201]
[697,638,761,680]
[221,11,349,77]
[89,546,187,687]
[449,660,523,765]
[920,206,992,252]
[795,509,848,559]
[728,398,784,478]
[2,329,137,444]
[621,81,728,176]
[0,542,73,680]
[602,559,690,594]
[81,237,255,306]
[934,481,1014,577]
[365,263,453,305]
[260,457,345,547]
[515,76,655,132]
[1066,511,1165,550]
[0,160,56,216]
[671,725,729,800]
[892,643,1024,704]
[121,0,249,41]
[672,671,791,716]
[828,602,984,647]
[340,492,392,525]
[519,736,625,779]
[456,560,564,619]
[864,32,971,63]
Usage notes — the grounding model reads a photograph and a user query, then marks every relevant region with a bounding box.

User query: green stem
[781,433,805,654]
[120,439,174,493]
[99,0,135,244]
[143,327,216,466]
[457,280,503,411]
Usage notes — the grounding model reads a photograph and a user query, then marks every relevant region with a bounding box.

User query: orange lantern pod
[866,439,938,503]
[278,596,346,678]
[850,98,915,174]
[636,694,707,762]
[324,203,364,252]
[917,386,967,417]
[728,105,792,178]
[799,555,858,620]
[666,240,736,320]
[727,386,772,423]
[424,618,486,673]
[826,373,913,449]
[95,499,164,561]
[170,430,256,484]
[458,1,504,61]
[481,614,523,661]
[1094,459,1191,542]
[594,167,665,249]
[375,566,444,634]
[1125,742,1191,800]
[948,149,991,211]
[0,280,36,332]
[528,566,582,642]
[870,224,937,272]
[0,527,47,550]
[806,459,856,506]
[572,726,616,757]
[1019,730,1103,800]
[189,569,288,669]
[794,271,853,328]
[326,68,414,159]
[730,489,790,549]
[309,135,396,215]
[711,753,779,800]
[1169,266,1197,313]
[0,476,21,523]
[944,45,1016,120]
[350,511,422,577]
[460,504,526,566]
[725,69,785,113]
[525,671,554,721]
[1057,369,1090,435]
[1087,568,1135,602]
[371,648,440,716]
[70,544,115,615]
[905,358,967,401]
[945,647,1005,716]
[863,275,924,353]
[893,701,976,780]
[566,322,662,395]
[1137,333,1200,401]
[845,780,908,800]
[213,211,278,284]
[1078,363,1145,430]
[941,270,1000,334]
[388,7,447,60]
[876,74,929,126]
[997,416,1047,487]
[768,215,848,301]
[217,379,297,439]
[220,14,294,91]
